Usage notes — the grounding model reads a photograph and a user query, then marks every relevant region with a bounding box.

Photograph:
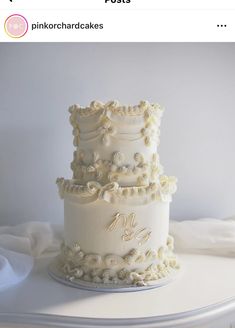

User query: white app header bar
[2,0,235,10]
[1,10,234,42]
[0,0,235,42]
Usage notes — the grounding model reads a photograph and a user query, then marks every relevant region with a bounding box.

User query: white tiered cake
[55,100,179,289]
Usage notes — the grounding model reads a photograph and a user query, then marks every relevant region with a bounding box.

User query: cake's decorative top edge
[56,176,177,205]
[68,100,164,117]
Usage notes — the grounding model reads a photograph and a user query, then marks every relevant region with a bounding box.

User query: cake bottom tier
[56,194,180,288]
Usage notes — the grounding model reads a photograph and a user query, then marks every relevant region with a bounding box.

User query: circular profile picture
[4,14,28,38]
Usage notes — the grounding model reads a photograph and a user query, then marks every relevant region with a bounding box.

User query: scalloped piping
[57,235,179,286]
[56,177,177,204]
[69,100,164,118]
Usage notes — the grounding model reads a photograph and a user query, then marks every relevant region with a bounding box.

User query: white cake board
[48,258,180,293]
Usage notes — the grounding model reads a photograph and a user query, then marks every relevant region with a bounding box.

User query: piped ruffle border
[56,176,177,205]
[56,235,179,287]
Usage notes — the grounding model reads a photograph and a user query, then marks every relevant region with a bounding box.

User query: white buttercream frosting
[69,100,165,186]
[56,100,179,287]
[57,235,179,286]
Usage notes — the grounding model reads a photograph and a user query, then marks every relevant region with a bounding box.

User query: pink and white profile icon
[4,14,28,38]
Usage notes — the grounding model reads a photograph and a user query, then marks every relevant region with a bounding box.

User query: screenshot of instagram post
[0,1,235,328]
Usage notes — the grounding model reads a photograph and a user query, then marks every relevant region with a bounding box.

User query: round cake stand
[48,257,180,292]
[0,253,235,328]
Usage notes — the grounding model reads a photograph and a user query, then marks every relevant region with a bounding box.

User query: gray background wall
[0,43,235,225]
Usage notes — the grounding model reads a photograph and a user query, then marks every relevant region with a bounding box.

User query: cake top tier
[69,100,165,187]
[57,100,177,203]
